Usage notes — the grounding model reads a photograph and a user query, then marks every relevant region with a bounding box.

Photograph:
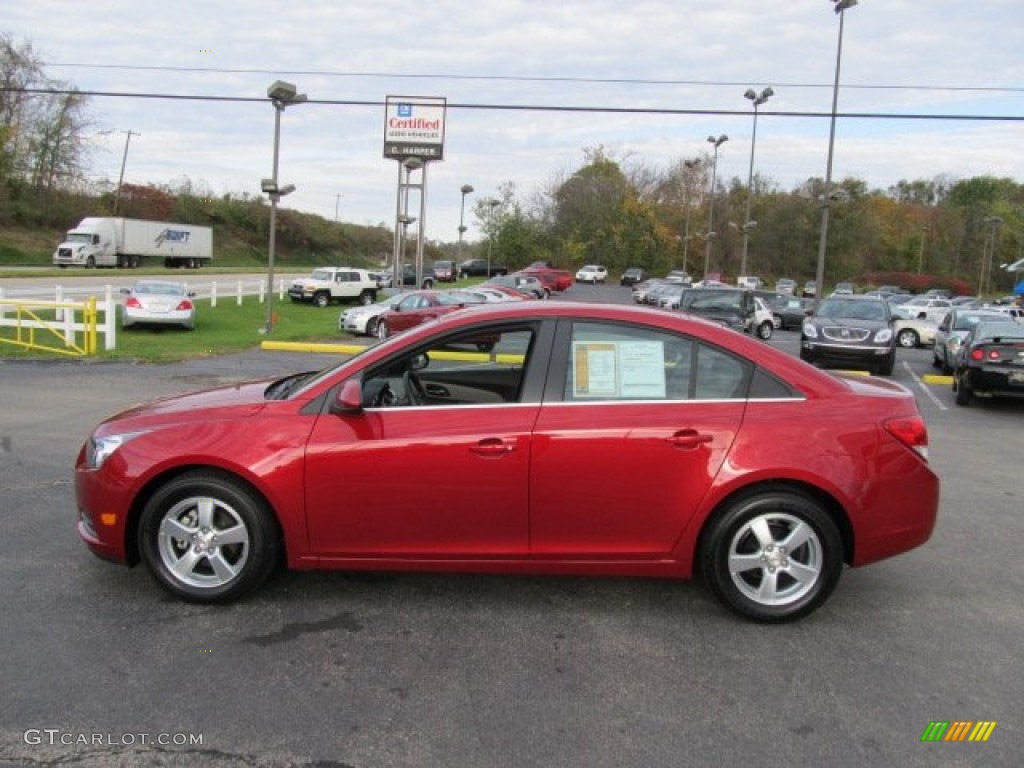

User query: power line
[43,62,1024,95]
[4,86,1024,123]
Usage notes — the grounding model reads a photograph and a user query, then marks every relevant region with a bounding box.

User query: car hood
[94,380,272,435]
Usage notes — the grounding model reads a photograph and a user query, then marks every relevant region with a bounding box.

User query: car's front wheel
[376,319,389,341]
[313,292,330,308]
[700,490,843,622]
[138,471,279,603]
[757,321,773,340]
[896,328,919,348]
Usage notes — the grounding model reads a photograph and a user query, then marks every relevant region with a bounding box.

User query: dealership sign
[383,96,446,160]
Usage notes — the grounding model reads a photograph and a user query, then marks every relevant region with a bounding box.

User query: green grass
[1,296,364,362]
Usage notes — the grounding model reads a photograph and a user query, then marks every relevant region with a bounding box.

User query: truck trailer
[52,217,213,269]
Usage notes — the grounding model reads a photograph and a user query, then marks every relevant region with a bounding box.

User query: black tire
[896,328,919,348]
[137,471,280,603]
[85,256,96,269]
[757,321,773,340]
[376,319,388,341]
[940,351,952,375]
[422,278,434,289]
[359,290,375,306]
[313,291,331,308]
[700,490,843,623]
[365,317,379,337]
[772,314,782,330]
[954,372,971,406]
[876,352,895,376]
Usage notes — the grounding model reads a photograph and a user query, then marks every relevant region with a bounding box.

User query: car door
[529,320,748,558]
[303,323,545,558]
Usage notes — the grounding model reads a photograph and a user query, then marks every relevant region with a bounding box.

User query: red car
[375,289,486,340]
[75,302,938,622]
[521,267,573,292]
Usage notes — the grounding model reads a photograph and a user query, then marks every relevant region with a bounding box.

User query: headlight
[874,328,893,343]
[803,322,818,338]
[86,432,143,470]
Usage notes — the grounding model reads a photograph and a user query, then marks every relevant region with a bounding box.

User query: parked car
[832,282,855,296]
[522,267,573,292]
[951,319,1024,406]
[620,267,648,286]
[664,270,693,285]
[802,280,817,298]
[773,296,813,331]
[631,278,666,304]
[656,284,688,310]
[931,308,1007,373]
[74,301,938,622]
[775,278,796,295]
[458,259,508,278]
[431,260,457,283]
[487,274,547,300]
[338,291,409,337]
[897,296,953,323]
[121,280,196,331]
[677,287,757,334]
[890,306,938,349]
[375,289,488,340]
[800,296,896,375]
[575,265,608,284]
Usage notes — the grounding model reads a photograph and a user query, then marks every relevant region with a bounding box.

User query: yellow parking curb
[921,374,953,385]
[261,341,366,354]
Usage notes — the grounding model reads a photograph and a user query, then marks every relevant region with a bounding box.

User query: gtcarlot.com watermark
[24,729,203,747]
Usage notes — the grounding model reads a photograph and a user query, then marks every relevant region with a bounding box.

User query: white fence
[0,278,291,353]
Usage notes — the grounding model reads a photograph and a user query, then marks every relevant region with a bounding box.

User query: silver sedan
[122,280,196,331]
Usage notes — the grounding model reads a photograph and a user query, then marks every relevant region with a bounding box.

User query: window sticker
[571,340,666,399]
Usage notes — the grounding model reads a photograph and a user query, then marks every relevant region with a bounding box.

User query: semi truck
[52,217,213,269]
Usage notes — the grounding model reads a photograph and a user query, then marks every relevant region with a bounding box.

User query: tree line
[3,33,1022,294]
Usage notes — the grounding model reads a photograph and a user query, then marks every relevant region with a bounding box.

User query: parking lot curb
[260,340,365,355]
[921,374,953,385]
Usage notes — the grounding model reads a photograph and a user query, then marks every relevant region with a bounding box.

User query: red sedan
[75,302,938,622]
[521,267,573,292]
[375,289,486,340]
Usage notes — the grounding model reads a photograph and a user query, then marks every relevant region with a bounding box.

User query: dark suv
[800,296,896,375]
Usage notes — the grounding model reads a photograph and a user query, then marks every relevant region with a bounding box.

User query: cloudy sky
[7,1,1023,241]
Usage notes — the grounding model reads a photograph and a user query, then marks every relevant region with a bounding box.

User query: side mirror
[409,352,429,371]
[331,378,364,415]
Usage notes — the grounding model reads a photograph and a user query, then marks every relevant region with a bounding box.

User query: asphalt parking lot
[1,284,1021,767]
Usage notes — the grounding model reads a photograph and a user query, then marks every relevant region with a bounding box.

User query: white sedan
[575,265,608,284]
[121,280,196,331]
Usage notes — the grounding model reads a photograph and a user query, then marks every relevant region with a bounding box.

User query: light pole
[263,80,306,335]
[113,129,140,215]
[917,225,928,275]
[486,199,500,277]
[704,134,728,280]
[740,87,773,279]
[681,158,699,276]
[814,0,857,310]
[458,184,474,270]
[980,216,1003,297]
[334,193,343,222]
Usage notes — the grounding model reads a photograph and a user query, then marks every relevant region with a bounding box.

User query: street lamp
[264,80,306,335]
[704,134,728,280]
[681,158,699,276]
[486,199,501,277]
[813,0,857,310]
[458,184,474,268]
[740,87,773,278]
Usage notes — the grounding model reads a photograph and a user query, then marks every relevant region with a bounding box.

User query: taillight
[970,348,984,361]
[884,417,929,461]
[125,297,142,308]
[175,300,193,311]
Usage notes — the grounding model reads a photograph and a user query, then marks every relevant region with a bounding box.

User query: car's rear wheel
[941,351,953,375]
[896,328,919,348]
[359,290,375,305]
[700,490,842,623]
[313,291,330,308]
[954,372,972,406]
[138,471,279,603]
[757,321,774,340]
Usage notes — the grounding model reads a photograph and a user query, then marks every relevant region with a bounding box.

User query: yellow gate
[0,297,98,356]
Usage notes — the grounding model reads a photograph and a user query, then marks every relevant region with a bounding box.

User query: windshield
[816,299,887,321]
[310,269,332,281]
[67,232,93,244]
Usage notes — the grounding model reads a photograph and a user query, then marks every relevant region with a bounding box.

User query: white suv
[288,267,379,307]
